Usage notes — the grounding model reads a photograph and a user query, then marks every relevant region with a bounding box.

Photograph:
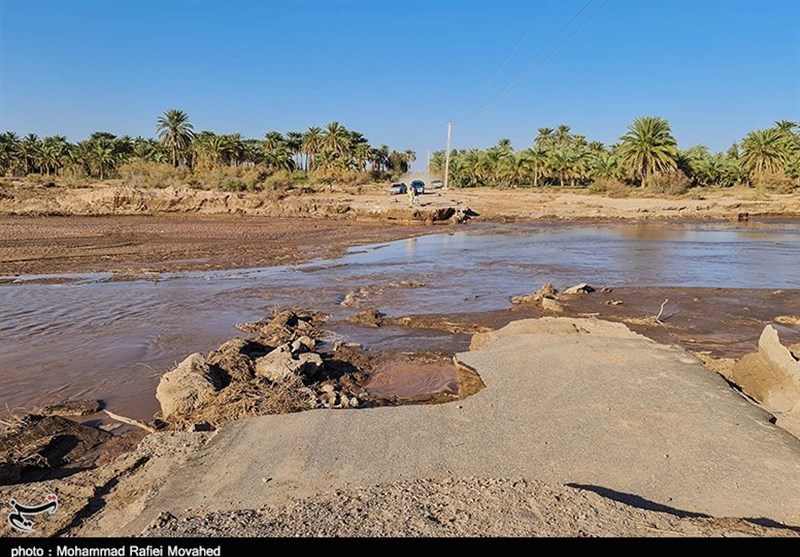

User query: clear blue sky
[1,0,798,166]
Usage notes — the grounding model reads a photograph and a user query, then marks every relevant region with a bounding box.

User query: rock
[511,282,559,305]
[453,207,478,224]
[341,291,358,306]
[732,325,800,416]
[346,309,385,328]
[541,297,564,313]
[37,400,102,417]
[255,344,323,382]
[320,392,336,408]
[208,339,255,383]
[291,335,316,354]
[774,315,800,327]
[0,415,112,485]
[296,352,323,378]
[605,300,623,306]
[254,344,295,382]
[320,384,335,394]
[563,283,595,295]
[156,353,220,420]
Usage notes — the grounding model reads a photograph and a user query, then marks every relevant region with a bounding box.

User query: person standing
[407,184,415,207]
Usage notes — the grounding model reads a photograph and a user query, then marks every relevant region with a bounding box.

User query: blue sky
[1,0,798,165]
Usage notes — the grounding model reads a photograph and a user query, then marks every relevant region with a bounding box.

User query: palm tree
[534,128,554,149]
[285,131,304,170]
[554,125,572,146]
[403,149,417,171]
[740,128,789,179]
[322,122,350,155]
[519,148,548,187]
[617,116,679,186]
[156,109,194,167]
[263,131,285,152]
[20,133,41,174]
[92,139,116,180]
[497,138,513,154]
[302,127,322,171]
[354,143,371,172]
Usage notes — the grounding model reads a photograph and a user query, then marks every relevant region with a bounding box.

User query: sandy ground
[0,216,431,275]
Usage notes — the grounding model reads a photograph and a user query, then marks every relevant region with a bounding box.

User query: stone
[0,415,112,485]
[346,309,385,328]
[732,325,800,416]
[296,352,323,378]
[37,400,102,417]
[541,297,564,313]
[207,340,255,383]
[156,353,220,420]
[254,344,296,382]
[291,335,316,354]
[255,344,323,382]
[563,283,595,295]
[511,282,558,305]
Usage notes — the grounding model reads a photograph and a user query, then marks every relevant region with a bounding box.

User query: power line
[452,0,551,121]
[463,0,605,122]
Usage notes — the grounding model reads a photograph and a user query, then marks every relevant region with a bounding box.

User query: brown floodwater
[1,220,798,420]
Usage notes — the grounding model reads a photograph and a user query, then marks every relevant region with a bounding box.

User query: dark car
[410,180,425,194]
[430,179,444,189]
[389,182,407,195]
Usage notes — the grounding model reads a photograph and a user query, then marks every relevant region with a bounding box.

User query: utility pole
[444,121,452,189]
[426,150,430,173]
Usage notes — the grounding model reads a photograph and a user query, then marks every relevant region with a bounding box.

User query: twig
[103,410,156,433]
[656,298,669,322]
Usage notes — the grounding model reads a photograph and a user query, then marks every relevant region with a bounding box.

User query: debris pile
[156,309,373,431]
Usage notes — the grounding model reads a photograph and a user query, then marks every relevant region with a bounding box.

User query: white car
[430,179,444,189]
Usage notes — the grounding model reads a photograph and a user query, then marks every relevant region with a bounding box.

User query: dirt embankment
[1,181,798,223]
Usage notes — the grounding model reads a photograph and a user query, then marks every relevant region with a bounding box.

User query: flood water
[1,220,798,419]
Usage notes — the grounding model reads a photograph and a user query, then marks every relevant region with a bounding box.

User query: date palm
[92,139,116,180]
[285,131,304,169]
[554,125,572,146]
[534,128,554,149]
[740,128,789,178]
[617,116,678,185]
[322,122,350,156]
[156,109,194,167]
[302,127,322,171]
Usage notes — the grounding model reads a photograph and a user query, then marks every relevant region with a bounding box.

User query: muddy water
[1,220,798,420]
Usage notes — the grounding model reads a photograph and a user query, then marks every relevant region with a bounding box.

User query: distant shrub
[588,178,631,198]
[26,173,55,186]
[191,165,269,192]
[645,170,692,196]
[310,168,370,186]
[264,169,293,189]
[118,160,188,189]
[752,171,797,194]
[60,164,90,188]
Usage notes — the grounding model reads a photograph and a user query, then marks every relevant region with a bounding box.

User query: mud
[0,215,431,275]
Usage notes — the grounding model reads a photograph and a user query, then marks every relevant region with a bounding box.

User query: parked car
[410,180,425,194]
[430,179,444,189]
[389,182,407,195]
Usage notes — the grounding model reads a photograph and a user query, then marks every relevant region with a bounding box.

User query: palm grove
[0,110,417,189]
[431,117,799,193]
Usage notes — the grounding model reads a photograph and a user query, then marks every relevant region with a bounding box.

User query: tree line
[430,117,799,191]
[0,109,416,182]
